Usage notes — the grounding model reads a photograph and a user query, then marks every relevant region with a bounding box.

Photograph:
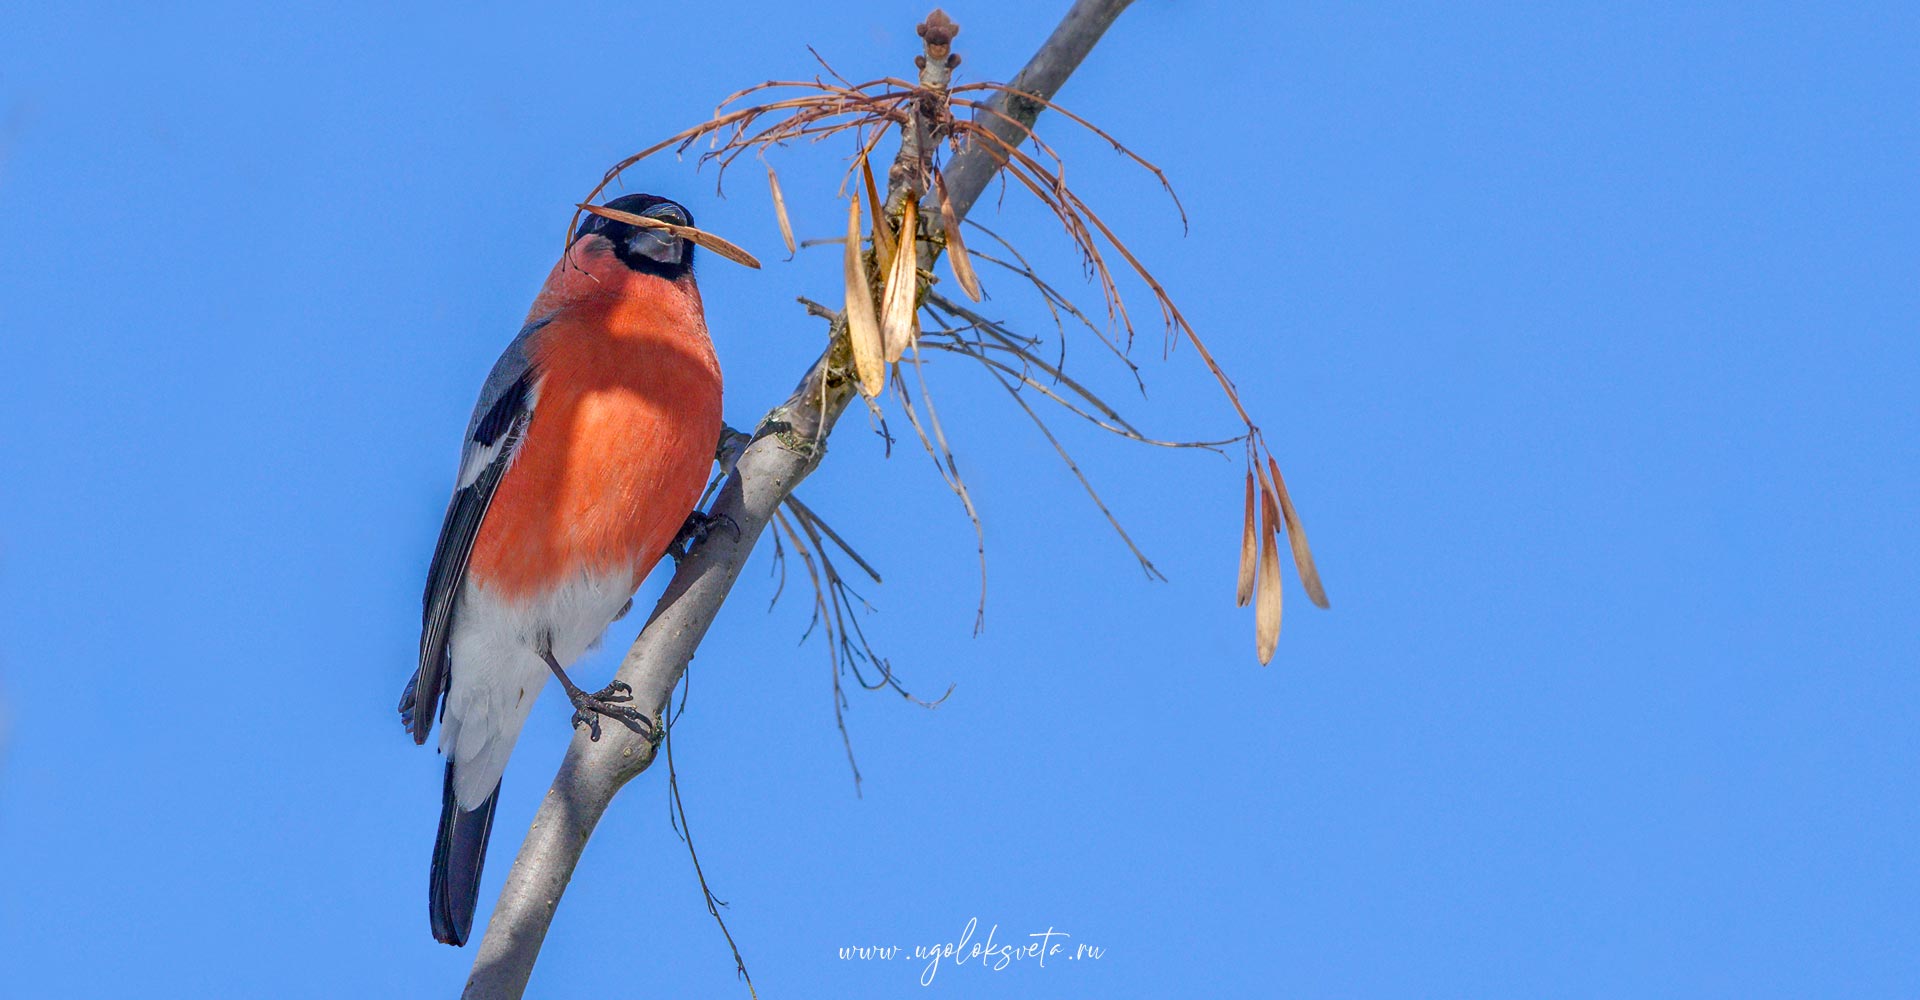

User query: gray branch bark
[941,0,1135,221]
[461,3,1135,996]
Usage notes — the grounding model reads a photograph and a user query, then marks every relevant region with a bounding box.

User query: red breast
[467,238,723,599]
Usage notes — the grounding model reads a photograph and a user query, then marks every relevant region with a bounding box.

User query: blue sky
[2,2,1915,997]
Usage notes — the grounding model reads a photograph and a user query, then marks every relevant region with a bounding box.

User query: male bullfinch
[398,193,723,946]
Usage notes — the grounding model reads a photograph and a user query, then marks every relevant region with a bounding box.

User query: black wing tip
[398,674,432,745]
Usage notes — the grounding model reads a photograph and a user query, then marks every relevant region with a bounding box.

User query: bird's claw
[670,510,741,563]
[568,688,651,743]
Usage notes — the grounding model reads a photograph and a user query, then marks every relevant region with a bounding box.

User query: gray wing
[399,318,548,745]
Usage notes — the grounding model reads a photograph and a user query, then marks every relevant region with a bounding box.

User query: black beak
[628,226,684,266]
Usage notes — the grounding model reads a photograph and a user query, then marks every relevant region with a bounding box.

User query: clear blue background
[2,2,1914,997]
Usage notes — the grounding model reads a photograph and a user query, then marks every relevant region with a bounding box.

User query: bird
[398,193,724,947]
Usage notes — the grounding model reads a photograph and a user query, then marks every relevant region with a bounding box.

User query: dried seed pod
[843,197,885,396]
[575,203,761,269]
[1268,454,1328,609]
[861,153,892,277]
[1256,484,1283,664]
[1236,469,1257,607]
[880,198,920,362]
[934,169,981,302]
[767,165,796,256]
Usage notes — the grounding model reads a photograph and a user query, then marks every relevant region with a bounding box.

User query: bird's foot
[669,510,741,563]
[592,680,632,702]
[567,682,653,743]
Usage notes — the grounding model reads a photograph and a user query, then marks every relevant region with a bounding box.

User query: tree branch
[940,0,1135,222]
[461,3,1135,996]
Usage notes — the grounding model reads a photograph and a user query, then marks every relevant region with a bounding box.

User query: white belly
[439,566,635,808]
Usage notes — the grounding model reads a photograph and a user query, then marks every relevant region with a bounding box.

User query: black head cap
[573,193,696,279]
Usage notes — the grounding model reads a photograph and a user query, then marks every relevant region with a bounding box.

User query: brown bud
[918,9,959,47]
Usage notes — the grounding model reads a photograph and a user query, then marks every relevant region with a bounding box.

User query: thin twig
[979,360,1165,579]
[664,715,757,999]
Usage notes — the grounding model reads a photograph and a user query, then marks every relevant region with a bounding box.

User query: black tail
[430,764,499,946]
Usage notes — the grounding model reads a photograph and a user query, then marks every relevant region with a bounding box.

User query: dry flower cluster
[578,9,1326,672]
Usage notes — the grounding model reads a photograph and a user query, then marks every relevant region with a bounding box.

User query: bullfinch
[399,193,723,946]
